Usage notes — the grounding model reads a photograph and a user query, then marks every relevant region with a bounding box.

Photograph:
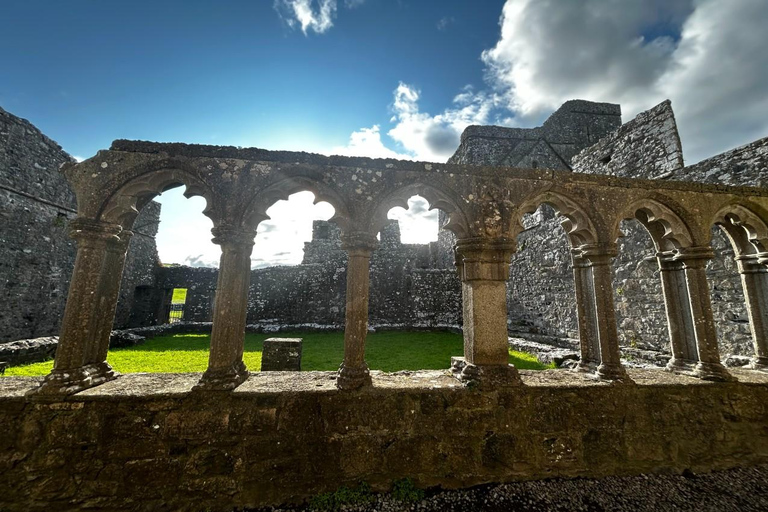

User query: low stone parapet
[1,369,767,511]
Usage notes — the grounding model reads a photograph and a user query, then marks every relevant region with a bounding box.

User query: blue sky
[1,0,503,158]
[2,0,767,268]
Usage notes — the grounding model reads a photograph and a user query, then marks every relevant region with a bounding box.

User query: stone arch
[241,176,353,233]
[98,163,216,230]
[514,190,598,247]
[370,182,470,239]
[712,202,768,257]
[612,196,696,252]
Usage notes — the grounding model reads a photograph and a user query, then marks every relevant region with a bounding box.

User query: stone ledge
[2,368,767,511]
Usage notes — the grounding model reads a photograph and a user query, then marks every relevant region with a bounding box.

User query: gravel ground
[253,464,768,512]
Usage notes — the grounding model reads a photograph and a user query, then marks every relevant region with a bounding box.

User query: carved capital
[656,251,684,272]
[455,237,515,281]
[211,226,256,248]
[575,243,617,266]
[341,231,378,255]
[735,254,768,274]
[68,218,122,246]
[675,246,715,269]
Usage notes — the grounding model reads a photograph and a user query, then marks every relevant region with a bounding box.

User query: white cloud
[72,155,85,163]
[273,0,365,35]
[330,125,411,159]
[386,82,502,162]
[480,0,768,162]
[436,16,454,31]
[387,196,439,244]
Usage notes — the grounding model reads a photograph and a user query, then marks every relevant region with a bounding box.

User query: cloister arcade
[31,140,768,397]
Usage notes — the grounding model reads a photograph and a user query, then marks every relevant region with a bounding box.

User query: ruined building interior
[2,98,768,510]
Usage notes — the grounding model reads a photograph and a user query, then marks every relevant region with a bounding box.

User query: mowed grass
[3,331,552,377]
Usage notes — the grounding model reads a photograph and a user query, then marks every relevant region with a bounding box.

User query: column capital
[656,251,685,271]
[735,253,768,274]
[576,243,617,266]
[211,226,256,248]
[675,246,715,269]
[340,231,378,254]
[69,218,122,244]
[455,237,515,281]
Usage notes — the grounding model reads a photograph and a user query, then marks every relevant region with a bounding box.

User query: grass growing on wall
[3,331,552,376]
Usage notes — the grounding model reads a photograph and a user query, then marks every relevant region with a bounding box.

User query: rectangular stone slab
[261,337,303,371]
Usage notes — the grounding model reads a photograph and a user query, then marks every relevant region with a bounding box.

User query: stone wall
[153,220,462,329]
[572,101,768,356]
[450,99,768,358]
[0,106,162,342]
[2,369,767,511]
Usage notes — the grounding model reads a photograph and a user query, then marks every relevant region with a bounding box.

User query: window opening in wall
[168,288,187,323]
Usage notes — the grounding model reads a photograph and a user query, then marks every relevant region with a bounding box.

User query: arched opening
[508,193,598,371]
[712,205,768,369]
[612,199,699,373]
[247,191,340,328]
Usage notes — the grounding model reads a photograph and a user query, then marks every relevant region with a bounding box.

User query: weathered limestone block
[261,337,302,371]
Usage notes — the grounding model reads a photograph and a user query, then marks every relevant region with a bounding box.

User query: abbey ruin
[2,99,768,510]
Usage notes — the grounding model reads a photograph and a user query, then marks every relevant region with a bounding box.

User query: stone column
[677,247,733,381]
[30,219,124,397]
[582,245,630,382]
[337,232,378,390]
[657,253,699,373]
[571,250,600,373]
[735,253,768,371]
[90,230,134,364]
[453,238,521,387]
[196,227,256,390]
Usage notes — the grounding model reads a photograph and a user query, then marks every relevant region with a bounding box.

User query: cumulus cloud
[330,125,411,159]
[274,0,365,35]
[481,0,768,162]
[386,82,502,162]
[183,254,217,268]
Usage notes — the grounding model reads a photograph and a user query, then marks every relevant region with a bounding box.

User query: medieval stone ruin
[1,99,768,510]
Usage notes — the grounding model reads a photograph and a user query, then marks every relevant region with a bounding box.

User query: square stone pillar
[29,219,126,398]
[736,253,768,371]
[581,245,630,382]
[337,232,378,390]
[657,253,699,374]
[195,227,256,391]
[454,238,521,388]
[676,247,733,381]
[571,250,600,373]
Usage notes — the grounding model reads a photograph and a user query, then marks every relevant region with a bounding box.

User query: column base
[665,358,698,376]
[194,360,249,391]
[574,360,599,374]
[337,362,372,390]
[751,357,768,372]
[452,357,521,389]
[27,361,118,400]
[596,363,632,383]
[693,361,735,382]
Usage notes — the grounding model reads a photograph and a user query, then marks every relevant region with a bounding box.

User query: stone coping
[101,140,768,198]
[3,368,767,400]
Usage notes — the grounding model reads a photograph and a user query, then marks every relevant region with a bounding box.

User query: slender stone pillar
[582,245,630,382]
[30,219,124,397]
[571,250,600,373]
[657,253,698,373]
[196,227,256,391]
[736,253,768,371]
[677,247,733,381]
[453,238,521,388]
[337,232,378,390]
[90,230,134,364]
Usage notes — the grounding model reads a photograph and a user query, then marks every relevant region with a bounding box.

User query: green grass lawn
[3,331,552,377]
